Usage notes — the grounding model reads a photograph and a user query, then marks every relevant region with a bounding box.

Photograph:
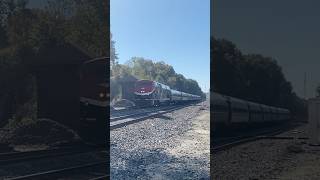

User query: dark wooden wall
[36,65,80,129]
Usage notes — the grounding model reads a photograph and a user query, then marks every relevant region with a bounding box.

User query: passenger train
[134,80,202,106]
[212,92,290,129]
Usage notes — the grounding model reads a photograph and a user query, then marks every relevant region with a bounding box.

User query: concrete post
[308,98,320,145]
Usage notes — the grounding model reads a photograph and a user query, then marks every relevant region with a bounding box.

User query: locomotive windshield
[81,58,107,84]
[135,80,154,89]
[80,57,108,103]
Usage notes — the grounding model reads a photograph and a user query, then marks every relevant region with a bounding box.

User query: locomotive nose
[138,87,145,93]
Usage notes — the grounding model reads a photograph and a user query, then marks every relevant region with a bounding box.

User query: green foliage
[0,25,8,48]
[211,38,245,97]
[0,46,36,122]
[0,47,27,93]
[0,0,29,27]
[110,78,122,102]
[110,33,118,67]
[1,0,107,56]
[64,0,108,57]
[211,37,306,116]
[6,6,35,46]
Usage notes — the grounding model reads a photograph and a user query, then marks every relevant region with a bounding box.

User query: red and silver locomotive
[134,79,201,106]
[79,57,108,144]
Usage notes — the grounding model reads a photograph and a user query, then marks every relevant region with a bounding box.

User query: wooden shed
[119,75,138,101]
[32,43,92,129]
[111,75,138,103]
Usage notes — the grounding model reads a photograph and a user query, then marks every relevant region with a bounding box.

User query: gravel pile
[111,100,210,179]
[0,118,80,151]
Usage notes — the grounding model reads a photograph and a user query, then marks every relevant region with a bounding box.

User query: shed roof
[33,42,93,66]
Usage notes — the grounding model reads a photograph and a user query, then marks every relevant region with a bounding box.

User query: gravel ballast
[111,101,210,179]
[212,124,320,180]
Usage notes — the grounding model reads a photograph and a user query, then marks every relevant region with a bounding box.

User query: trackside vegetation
[211,37,306,117]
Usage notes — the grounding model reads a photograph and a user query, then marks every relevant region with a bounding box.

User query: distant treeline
[111,56,205,101]
[0,0,107,122]
[211,37,306,117]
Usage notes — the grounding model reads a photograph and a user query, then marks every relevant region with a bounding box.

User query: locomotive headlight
[99,93,105,98]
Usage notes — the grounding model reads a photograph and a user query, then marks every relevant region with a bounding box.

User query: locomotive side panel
[211,92,229,124]
[248,102,263,123]
[211,92,291,129]
[230,98,249,123]
[79,57,108,144]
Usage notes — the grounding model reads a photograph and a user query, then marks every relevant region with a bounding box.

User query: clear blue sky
[111,0,210,93]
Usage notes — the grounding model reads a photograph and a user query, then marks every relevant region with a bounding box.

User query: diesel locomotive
[134,80,202,106]
[79,57,108,144]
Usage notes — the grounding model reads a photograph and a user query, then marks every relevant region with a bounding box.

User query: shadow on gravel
[111,148,209,179]
[153,114,173,121]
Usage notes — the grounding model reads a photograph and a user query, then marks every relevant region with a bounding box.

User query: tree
[112,57,204,97]
[110,33,118,67]
[211,38,246,97]
[69,0,108,57]
[43,0,108,57]
[0,24,8,48]
[0,0,29,26]
[211,37,306,116]
[0,0,35,47]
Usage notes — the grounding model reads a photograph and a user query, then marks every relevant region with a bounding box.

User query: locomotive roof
[32,42,93,66]
[83,56,109,64]
[212,91,290,112]
[136,79,200,97]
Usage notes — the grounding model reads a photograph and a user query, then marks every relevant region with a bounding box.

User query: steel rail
[212,124,302,153]
[0,146,104,165]
[110,106,175,121]
[89,175,110,180]
[7,161,108,180]
[110,104,194,130]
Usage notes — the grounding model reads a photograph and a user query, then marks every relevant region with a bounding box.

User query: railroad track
[110,103,194,130]
[110,106,171,121]
[0,145,104,165]
[110,106,148,117]
[212,123,304,153]
[89,175,110,180]
[6,161,108,180]
[2,147,108,180]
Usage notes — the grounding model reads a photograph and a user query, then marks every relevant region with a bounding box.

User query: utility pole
[304,72,307,99]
